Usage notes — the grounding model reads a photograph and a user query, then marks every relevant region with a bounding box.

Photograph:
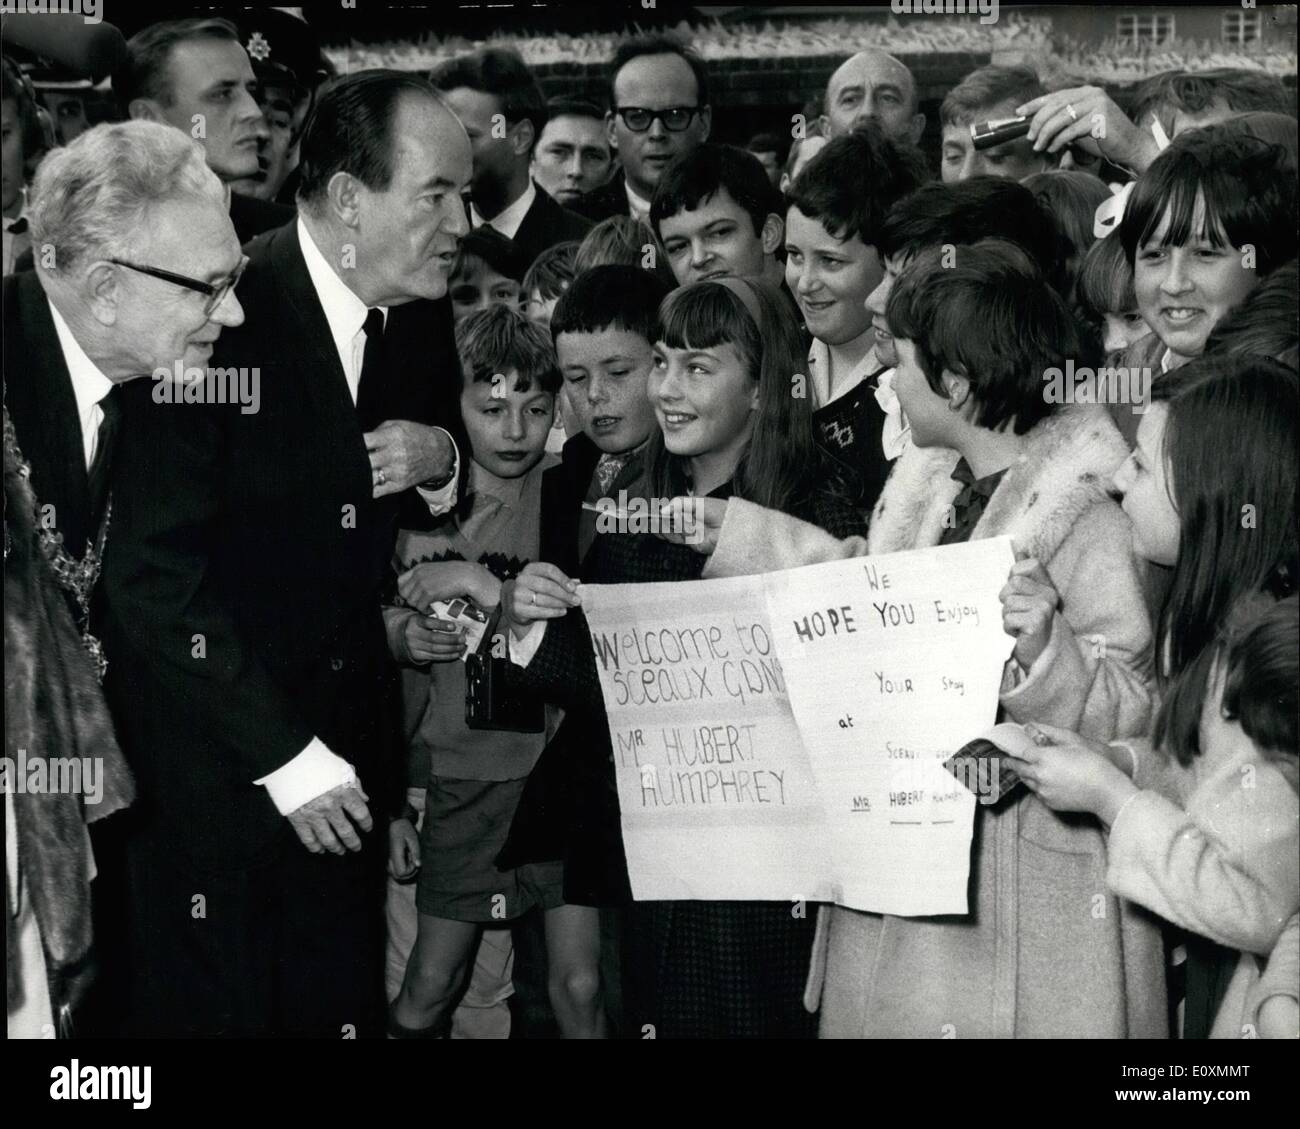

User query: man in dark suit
[571,34,712,225]
[431,47,590,271]
[114,16,293,243]
[4,119,245,1035]
[102,71,472,1038]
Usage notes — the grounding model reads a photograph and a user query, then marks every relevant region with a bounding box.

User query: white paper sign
[579,536,1016,916]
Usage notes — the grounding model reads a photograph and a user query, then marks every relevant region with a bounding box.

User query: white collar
[1160,347,1176,374]
[297,216,386,351]
[806,336,879,409]
[47,295,115,425]
[624,178,651,222]
[3,187,28,227]
[471,180,537,241]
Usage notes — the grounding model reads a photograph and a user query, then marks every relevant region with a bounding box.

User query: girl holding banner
[501,276,864,1037]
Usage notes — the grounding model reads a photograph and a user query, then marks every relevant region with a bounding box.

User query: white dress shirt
[624,179,651,223]
[47,298,115,469]
[470,179,536,241]
[254,219,462,816]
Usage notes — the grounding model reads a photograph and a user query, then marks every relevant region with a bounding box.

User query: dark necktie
[88,385,121,525]
[355,307,386,431]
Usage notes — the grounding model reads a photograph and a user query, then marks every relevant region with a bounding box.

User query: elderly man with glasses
[572,33,712,224]
[3,119,242,1038]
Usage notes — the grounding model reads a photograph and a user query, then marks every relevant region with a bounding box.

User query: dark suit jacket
[3,271,102,558]
[509,183,592,270]
[229,192,294,244]
[570,168,633,224]
[102,220,465,866]
[538,432,602,576]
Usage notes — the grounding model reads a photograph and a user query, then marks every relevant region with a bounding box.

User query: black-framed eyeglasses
[614,106,701,133]
[109,256,247,316]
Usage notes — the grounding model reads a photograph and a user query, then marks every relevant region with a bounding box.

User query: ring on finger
[1066,103,1078,122]
[530,590,536,605]
[376,468,387,486]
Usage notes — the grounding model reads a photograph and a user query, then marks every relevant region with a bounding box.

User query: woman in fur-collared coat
[695,244,1165,1037]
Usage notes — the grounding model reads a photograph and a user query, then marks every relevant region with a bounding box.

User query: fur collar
[867,407,1130,562]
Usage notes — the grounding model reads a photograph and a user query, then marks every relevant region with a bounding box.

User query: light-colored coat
[1111,667,1299,1039]
[704,407,1166,1037]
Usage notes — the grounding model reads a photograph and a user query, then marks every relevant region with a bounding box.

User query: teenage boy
[649,143,785,290]
[783,122,927,507]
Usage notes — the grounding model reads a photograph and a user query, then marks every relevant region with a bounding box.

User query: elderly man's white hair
[28,120,225,276]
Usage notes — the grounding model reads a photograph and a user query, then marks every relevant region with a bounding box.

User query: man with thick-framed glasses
[572,33,712,224]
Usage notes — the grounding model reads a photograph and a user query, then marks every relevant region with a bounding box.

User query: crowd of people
[3,12,1297,1041]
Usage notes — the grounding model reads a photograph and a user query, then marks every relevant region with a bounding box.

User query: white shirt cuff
[509,620,548,668]
[416,430,459,517]
[255,738,356,816]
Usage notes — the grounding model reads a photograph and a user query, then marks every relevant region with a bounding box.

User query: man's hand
[286,779,374,855]
[1000,557,1060,672]
[397,561,501,613]
[364,420,452,498]
[655,496,727,554]
[1017,86,1158,175]
[388,818,420,881]
[501,562,580,640]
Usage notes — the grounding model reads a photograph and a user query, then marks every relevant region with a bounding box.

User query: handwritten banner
[579,537,1016,916]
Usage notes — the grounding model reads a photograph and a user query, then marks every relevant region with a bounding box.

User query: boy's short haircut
[1206,260,1300,370]
[786,120,929,248]
[886,238,1080,435]
[1120,123,1299,278]
[1129,68,1295,135]
[545,96,604,124]
[452,227,529,283]
[522,240,579,301]
[1221,595,1298,759]
[455,303,561,394]
[429,47,547,154]
[649,143,782,240]
[879,176,1063,285]
[550,264,671,344]
[1076,231,1137,318]
[573,216,677,287]
[940,63,1045,128]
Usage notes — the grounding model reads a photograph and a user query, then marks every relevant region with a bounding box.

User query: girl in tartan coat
[500,277,865,1037]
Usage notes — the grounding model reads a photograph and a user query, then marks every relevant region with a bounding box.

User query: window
[1222,10,1262,45]
[1116,13,1176,45]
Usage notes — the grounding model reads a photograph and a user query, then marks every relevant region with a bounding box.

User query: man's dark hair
[786,120,929,248]
[878,176,1062,284]
[886,238,1080,435]
[545,97,605,125]
[747,131,784,157]
[550,264,671,344]
[649,143,781,239]
[453,227,529,284]
[607,33,710,110]
[296,70,442,207]
[430,47,547,153]
[940,63,1045,128]
[455,303,561,394]
[1129,67,1296,134]
[115,17,241,115]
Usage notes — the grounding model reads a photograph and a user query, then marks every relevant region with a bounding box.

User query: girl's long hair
[1151,355,1298,763]
[648,279,846,513]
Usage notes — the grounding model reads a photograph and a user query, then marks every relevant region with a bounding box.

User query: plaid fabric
[623,900,818,1039]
